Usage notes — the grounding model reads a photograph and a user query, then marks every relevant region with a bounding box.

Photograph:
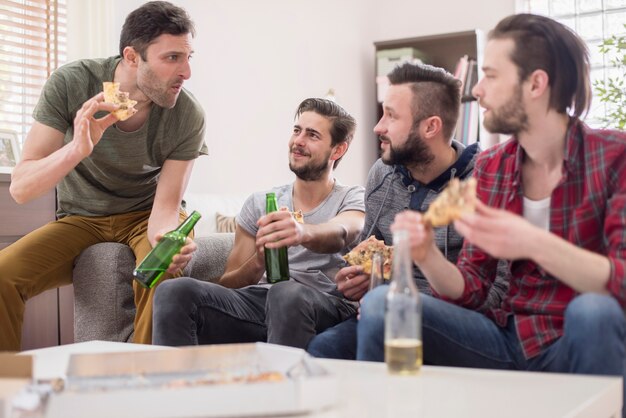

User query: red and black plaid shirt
[453,119,626,359]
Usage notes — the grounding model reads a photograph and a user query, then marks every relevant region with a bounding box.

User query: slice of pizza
[343,235,393,280]
[292,210,304,224]
[103,82,138,121]
[423,177,477,227]
[279,206,304,224]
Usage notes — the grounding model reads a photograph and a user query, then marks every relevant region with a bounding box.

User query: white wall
[96,0,515,195]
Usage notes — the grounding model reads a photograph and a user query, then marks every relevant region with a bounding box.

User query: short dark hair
[295,98,356,169]
[388,63,462,139]
[119,1,195,60]
[489,13,591,118]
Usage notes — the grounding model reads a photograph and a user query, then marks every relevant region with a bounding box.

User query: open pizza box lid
[43,342,337,418]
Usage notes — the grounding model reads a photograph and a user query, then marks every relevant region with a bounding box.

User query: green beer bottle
[264,192,289,283]
[133,210,202,289]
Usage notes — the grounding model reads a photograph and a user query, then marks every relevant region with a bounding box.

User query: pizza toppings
[279,207,304,223]
[103,82,138,121]
[292,210,304,224]
[343,235,393,280]
[423,177,477,227]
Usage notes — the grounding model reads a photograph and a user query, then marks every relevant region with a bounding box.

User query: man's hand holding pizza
[336,265,370,301]
[71,92,120,159]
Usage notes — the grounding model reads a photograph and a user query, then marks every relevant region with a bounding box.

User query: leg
[528,293,626,374]
[120,210,187,344]
[265,281,356,349]
[307,316,358,359]
[358,287,520,369]
[357,285,387,361]
[420,294,521,369]
[152,278,268,346]
[527,293,626,415]
[0,217,105,350]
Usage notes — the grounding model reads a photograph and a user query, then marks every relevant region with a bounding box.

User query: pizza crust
[423,177,477,227]
[343,235,393,280]
[103,82,138,121]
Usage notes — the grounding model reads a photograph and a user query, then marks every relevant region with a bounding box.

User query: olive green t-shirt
[33,56,208,218]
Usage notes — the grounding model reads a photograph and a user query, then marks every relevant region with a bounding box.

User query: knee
[566,294,624,326]
[360,285,388,321]
[266,281,310,312]
[153,278,201,319]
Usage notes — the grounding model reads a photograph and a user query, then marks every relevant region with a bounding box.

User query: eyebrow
[294,124,322,136]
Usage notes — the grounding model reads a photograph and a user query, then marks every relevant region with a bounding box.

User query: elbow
[9,183,29,204]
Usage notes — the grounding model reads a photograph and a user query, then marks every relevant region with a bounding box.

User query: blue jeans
[152,278,356,348]
[358,287,626,414]
[307,316,358,359]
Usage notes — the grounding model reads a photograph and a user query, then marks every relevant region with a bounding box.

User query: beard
[289,147,331,181]
[137,64,182,109]
[380,127,434,168]
[483,84,529,135]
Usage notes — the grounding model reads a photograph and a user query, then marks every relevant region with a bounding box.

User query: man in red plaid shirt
[359,13,626,411]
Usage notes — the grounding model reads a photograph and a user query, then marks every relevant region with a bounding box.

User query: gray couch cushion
[73,234,234,343]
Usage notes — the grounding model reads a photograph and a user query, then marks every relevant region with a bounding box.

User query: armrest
[72,233,235,343]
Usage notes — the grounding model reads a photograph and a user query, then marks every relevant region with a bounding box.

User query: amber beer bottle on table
[385,229,422,375]
[133,211,202,288]
[264,192,289,283]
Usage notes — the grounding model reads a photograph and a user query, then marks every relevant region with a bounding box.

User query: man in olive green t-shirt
[0,1,207,350]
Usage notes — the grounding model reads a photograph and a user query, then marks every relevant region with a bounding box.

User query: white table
[18,341,624,418]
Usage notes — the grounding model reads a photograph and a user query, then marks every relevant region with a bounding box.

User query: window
[518,0,626,126]
[0,0,67,144]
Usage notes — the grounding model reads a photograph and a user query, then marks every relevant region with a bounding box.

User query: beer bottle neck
[176,210,202,236]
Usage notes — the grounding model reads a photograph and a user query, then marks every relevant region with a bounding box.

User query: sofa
[72,193,246,342]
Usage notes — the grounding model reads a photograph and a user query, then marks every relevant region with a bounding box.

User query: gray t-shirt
[33,56,208,218]
[236,181,365,295]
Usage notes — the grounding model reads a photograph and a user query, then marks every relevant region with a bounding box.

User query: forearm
[10,143,83,204]
[147,206,183,247]
[300,223,350,253]
[531,230,610,294]
[300,211,364,254]
[417,243,466,299]
[218,253,265,289]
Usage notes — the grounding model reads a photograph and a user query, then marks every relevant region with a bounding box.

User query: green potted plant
[593,24,626,130]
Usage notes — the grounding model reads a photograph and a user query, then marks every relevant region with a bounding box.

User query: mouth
[291,147,309,158]
[171,83,183,93]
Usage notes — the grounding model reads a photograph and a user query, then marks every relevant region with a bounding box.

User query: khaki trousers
[0,209,187,350]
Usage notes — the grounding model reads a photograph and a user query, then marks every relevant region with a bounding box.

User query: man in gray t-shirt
[153,98,365,349]
[0,2,206,350]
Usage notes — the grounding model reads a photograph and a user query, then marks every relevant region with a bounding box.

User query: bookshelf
[374,30,498,148]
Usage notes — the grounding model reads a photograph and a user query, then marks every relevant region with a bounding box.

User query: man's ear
[122,46,140,67]
[421,116,442,139]
[331,141,349,163]
[527,69,549,98]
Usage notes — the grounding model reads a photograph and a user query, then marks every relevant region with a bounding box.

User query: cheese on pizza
[103,82,138,121]
[278,206,304,223]
[343,235,393,280]
[292,210,304,224]
[423,177,477,227]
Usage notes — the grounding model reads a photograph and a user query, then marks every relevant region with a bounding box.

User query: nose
[180,59,191,80]
[471,77,483,100]
[373,117,385,136]
[293,131,307,146]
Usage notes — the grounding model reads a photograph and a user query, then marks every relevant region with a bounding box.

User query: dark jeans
[307,316,358,359]
[152,278,356,349]
[358,286,626,416]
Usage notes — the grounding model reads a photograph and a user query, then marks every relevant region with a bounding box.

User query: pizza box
[0,353,33,418]
[42,343,337,418]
